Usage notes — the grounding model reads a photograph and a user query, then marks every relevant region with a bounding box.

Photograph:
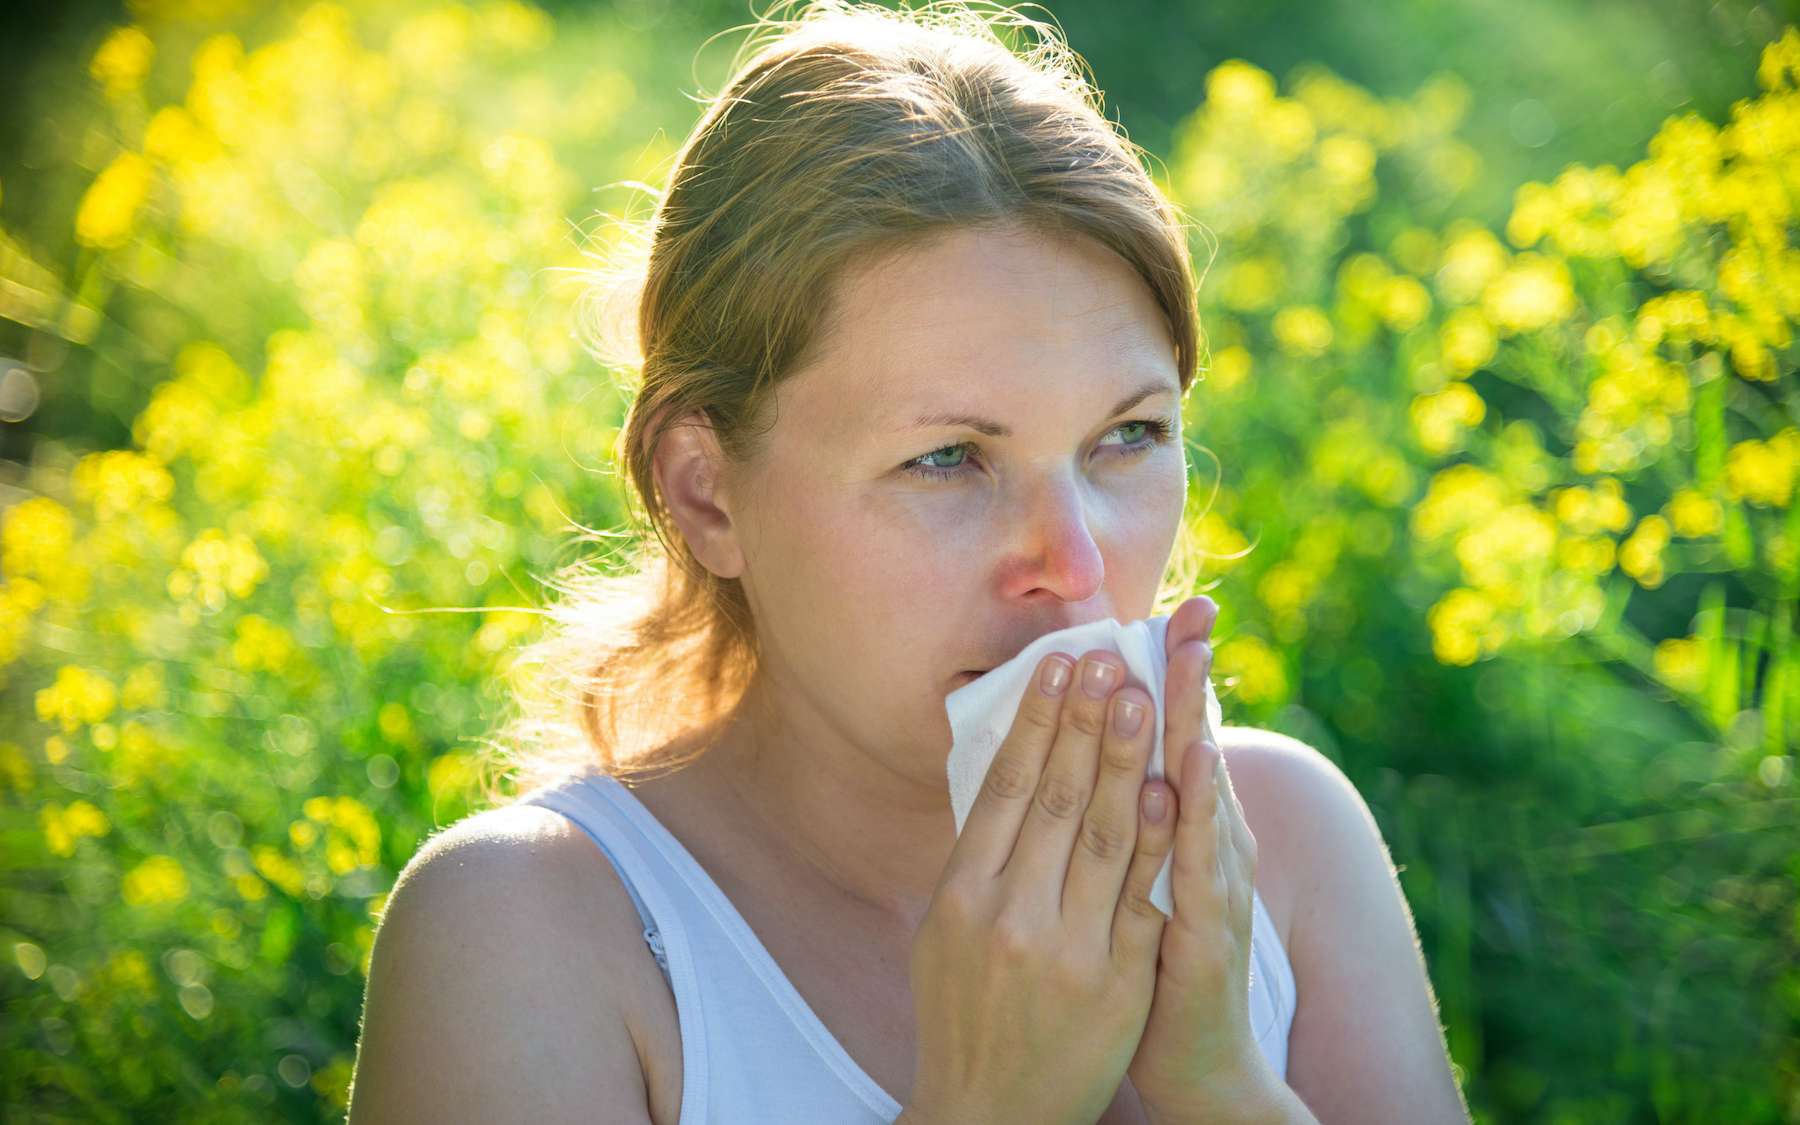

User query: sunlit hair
[484,0,1213,797]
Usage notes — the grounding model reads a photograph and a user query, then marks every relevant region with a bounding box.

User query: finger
[1163,594,1219,662]
[1216,749,1259,919]
[1111,778,1177,966]
[1063,683,1155,932]
[1162,637,1214,801]
[943,651,1077,884]
[1004,650,1127,909]
[1170,738,1225,927]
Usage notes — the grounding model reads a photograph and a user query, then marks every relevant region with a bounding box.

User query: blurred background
[2,0,1797,1120]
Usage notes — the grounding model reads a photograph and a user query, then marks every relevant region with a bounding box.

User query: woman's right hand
[904,649,1179,1125]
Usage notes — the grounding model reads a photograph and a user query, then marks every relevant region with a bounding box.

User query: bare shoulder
[1212,725,1370,945]
[1214,726,1470,1122]
[346,801,665,1124]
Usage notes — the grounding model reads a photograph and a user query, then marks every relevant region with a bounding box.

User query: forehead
[787,224,1177,424]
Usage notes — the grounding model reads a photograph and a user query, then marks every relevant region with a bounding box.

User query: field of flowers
[1,1,1795,1120]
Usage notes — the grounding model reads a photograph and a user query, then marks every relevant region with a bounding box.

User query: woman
[347,3,1471,1122]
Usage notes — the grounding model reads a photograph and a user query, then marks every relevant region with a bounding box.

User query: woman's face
[722,222,1188,782]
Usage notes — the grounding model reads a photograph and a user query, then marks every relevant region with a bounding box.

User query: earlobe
[652,409,747,580]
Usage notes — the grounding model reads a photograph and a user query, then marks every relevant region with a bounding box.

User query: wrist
[1139,1054,1303,1125]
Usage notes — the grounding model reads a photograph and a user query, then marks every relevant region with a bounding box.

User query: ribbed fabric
[519,770,1297,1124]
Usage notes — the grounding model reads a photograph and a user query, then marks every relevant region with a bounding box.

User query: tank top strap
[514,772,713,1121]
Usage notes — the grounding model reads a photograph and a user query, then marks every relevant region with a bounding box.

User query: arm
[1221,731,1472,1124]
[346,806,659,1124]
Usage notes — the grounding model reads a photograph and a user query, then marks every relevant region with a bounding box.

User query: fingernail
[1142,788,1167,823]
[1113,697,1144,736]
[1040,656,1072,696]
[1082,659,1119,698]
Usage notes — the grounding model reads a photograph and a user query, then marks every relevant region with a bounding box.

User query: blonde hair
[485,0,1211,799]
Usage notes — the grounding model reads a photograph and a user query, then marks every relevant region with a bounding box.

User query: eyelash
[900,416,1177,482]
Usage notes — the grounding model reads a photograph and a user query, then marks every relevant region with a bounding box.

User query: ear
[651,407,747,580]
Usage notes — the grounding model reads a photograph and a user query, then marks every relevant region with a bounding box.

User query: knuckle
[1048,941,1104,988]
[1078,814,1132,862]
[930,881,983,930]
[1062,700,1109,739]
[981,753,1037,802]
[989,909,1039,962]
[1119,880,1162,922]
[1099,735,1145,776]
[1034,772,1087,820]
[1017,699,1062,736]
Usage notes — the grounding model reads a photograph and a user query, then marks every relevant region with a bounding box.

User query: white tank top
[518,770,1297,1124]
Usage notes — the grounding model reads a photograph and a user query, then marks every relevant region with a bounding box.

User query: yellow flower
[70,449,174,521]
[1436,223,1508,304]
[1618,514,1672,588]
[143,105,219,165]
[120,664,167,711]
[171,529,268,609]
[1411,463,1511,542]
[1439,307,1496,375]
[1556,535,1617,576]
[253,845,306,898]
[35,665,118,733]
[41,799,112,857]
[301,794,382,871]
[1389,227,1439,274]
[1203,345,1252,393]
[1454,504,1558,591]
[89,25,155,100]
[1725,429,1800,507]
[1213,633,1288,705]
[102,950,154,997]
[1653,636,1706,694]
[1573,347,1691,473]
[122,855,189,907]
[294,237,369,339]
[1316,134,1376,191]
[1755,26,1800,93]
[1505,180,1558,249]
[1256,560,1316,618]
[1272,305,1333,357]
[427,751,480,807]
[75,152,154,250]
[1220,256,1282,312]
[231,614,294,673]
[1262,100,1316,160]
[391,6,472,80]
[1378,275,1431,332]
[1482,253,1575,334]
[1205,60,1277,114]
[1427,587,1504,666]
[480,0,554,53]
[1633,291,1714,348]
[2,498,75,583]
[1551,478,1634,535]
[1409,383,1485,454]
[1664,488,1723,537]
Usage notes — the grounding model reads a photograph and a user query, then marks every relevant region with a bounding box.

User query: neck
[697,675,958,932]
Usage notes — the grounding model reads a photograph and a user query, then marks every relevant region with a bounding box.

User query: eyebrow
[904,379,1178,438]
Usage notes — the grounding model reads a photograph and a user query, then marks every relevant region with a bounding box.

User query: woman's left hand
[1125,595,1278,1123]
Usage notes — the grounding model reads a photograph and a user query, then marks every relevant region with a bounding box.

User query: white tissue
[943,615,1224,918]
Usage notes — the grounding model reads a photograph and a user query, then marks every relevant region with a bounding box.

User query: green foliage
[0,1,1795,1121]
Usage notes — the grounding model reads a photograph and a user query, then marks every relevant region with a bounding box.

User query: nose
[1000,471,1105,603]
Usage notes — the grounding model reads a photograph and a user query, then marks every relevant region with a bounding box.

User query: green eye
[900,417,1174,482]
[917,445,970,471]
